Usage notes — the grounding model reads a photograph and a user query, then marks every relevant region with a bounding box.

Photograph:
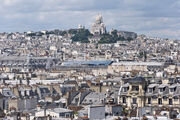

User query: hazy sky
[0,0,180,39]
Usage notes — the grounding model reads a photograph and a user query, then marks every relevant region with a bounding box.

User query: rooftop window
[170,87,176,93]
[148,88,153,93]
[159,87,165,92]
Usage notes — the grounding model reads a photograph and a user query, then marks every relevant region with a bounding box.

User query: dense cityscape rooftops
[0,14,180,120]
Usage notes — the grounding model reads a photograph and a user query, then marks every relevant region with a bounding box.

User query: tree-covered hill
[71,29,93,43]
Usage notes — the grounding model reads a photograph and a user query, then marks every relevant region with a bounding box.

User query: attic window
[170,87,176,92]
[159,88,165,92]
[148,88,153,93]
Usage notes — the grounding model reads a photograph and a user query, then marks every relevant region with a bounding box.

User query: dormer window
[170,87,176,93]
[159,87,165,92]
[148,88,153,93]
[159,88,163,92]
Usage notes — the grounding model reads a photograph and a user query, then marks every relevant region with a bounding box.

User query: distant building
[118,77,146,109]
[88,105,105,120]
[47,108,73,119]
[35,108,73,119]
[8,97,37,111]
[117,31,137,39]
[78,24,85,29]
[146,83,180,112]
[91,14,106,35]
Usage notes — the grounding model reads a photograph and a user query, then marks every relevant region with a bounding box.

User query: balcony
[129,90,139,94]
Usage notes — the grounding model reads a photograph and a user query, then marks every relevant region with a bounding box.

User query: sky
[0,0,180,39]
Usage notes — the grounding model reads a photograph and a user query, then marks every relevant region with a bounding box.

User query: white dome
[95,14,103,24]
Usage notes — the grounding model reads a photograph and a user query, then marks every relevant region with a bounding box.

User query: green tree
[98,29,133,44]
[68,29,78,34]
[71,29,92,43]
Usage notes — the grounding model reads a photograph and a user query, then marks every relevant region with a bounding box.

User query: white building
[91,14,106,35]
[35,108,73,119]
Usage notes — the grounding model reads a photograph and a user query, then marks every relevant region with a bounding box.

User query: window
[170,88,173,92]
[75,98,79,103]
[132,86,139,91]
[163,96,167,101]
[170,87,176,93]
[123,87,128,92]
[174,96,178,101]
[60,113,65,117]
[159,88,164,92]
[123,97,126,103]
[148,98,151,104]
[152,96,157,100]
[148,88,153,93]
[158,98,162,105]
[169,99,173,105]
[132,98,137,104]
[65,113,70,118]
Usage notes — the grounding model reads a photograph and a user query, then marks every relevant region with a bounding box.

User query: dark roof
[39,87,50,94]
[61,60,113,66]
[126,77,146,84]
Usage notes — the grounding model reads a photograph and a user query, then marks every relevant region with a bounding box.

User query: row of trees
[71,29,134,44]
[98,30,133,44]
[26,28,134,44]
